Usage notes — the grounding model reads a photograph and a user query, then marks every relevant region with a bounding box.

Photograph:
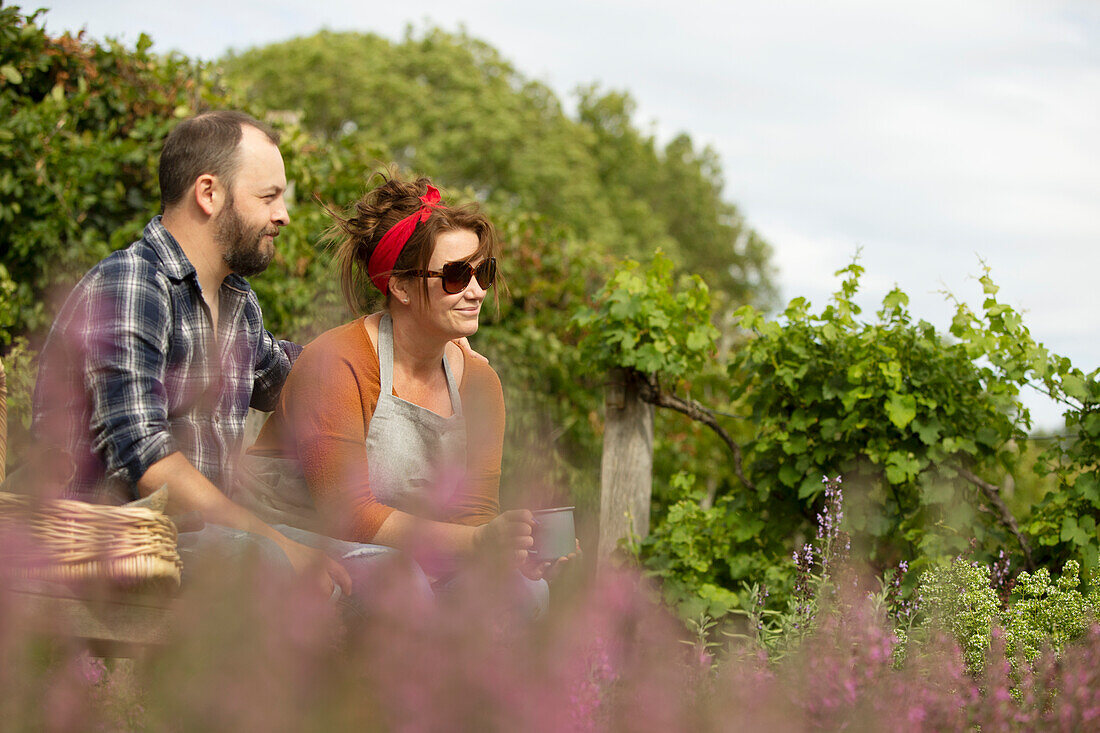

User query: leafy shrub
[1029,376,1100,569]
[572,250,718,380]
[723,475,1100,699]
[914,557,1001,673]
[732,261,1040,567]
[633,471,781,621]
[898,555,1099,700]
[1002,560,1096,671]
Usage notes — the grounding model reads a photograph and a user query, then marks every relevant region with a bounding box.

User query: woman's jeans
[178,523,548,619]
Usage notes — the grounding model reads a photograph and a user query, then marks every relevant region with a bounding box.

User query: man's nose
[273,197,290,227]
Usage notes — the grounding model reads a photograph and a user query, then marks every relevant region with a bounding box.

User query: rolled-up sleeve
[80,264,176,485]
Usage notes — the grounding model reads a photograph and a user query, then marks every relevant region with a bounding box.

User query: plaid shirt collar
[143,215,252,294]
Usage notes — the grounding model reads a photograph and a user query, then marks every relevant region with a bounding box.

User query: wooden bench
[5,579,175,657]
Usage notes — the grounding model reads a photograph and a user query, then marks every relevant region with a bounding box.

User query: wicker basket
[0,493,182,587]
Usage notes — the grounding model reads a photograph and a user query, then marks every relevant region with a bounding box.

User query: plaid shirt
[32,217,301,502]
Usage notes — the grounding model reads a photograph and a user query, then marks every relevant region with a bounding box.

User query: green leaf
[781,432,808,455]
[913,417,942,446]
[923,478,955,504]
[841,387,868,411]
[735,305,759,331]
[1077,473,1100,507]
[885,392,917,430]
[975,427,1000,448]
[778,463,801,487]
[0,64,22,84]
[685,328,709,351]
[797,475,820,499]
[1061,516,1090,546]
[1062,373,1088,401]
[881,288,908,310]
[1085,544,1100,575]
[885,450,922,484]
[884,463,905,484]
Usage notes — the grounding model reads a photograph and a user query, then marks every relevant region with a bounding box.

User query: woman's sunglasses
[407,257,497,295]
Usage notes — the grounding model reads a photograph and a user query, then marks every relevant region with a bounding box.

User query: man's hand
[139,452,352,598]
[274,534,352,599]
[473,509,535,566]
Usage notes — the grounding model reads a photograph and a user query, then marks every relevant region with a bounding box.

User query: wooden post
[598,367,654,559]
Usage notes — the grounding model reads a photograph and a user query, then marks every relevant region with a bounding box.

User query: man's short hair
[158,110,280,211]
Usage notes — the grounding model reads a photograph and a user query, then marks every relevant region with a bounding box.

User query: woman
[245,172,558,609]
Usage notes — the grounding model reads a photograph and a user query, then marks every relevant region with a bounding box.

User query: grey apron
[236,314,467,529]
[365,314,467,520]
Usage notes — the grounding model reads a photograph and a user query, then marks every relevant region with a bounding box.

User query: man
[32,110,350,596]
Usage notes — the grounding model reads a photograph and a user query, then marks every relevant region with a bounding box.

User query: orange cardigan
[249,318,505,542]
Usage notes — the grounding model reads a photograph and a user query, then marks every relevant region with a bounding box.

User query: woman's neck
[387,309,449,380]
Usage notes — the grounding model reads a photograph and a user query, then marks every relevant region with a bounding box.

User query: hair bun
[351,175,433,243]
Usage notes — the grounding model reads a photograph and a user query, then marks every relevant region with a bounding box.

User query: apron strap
[378,313,396,394]
[442,348,462,417]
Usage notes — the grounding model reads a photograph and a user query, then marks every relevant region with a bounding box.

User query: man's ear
[194,174,219,216]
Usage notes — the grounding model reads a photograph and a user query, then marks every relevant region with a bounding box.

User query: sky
[37,0,1100,429]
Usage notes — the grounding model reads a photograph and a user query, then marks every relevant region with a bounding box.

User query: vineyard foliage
[579,253,1100,619]
[732,262,1030,566]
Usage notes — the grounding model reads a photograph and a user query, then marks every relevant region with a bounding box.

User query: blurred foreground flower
[2,525,1100,731]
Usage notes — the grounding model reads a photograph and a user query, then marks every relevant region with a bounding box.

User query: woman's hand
[523,539,582,582]
[473,509,535,565]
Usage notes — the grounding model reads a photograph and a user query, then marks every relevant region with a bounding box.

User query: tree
[576,86,775,309]
[221,29,774,308]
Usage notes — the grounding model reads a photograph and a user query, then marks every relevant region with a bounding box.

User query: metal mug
[530,506,576,562]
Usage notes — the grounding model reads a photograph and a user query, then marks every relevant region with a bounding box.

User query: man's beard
[215,195,276,277]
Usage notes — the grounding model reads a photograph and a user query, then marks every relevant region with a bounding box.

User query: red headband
[367,185,443,295]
